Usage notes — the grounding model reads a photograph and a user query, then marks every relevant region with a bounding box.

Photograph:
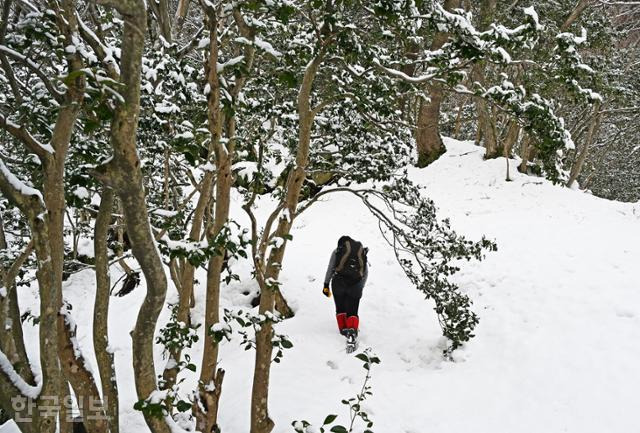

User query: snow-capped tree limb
[176,25,205,59]
[373,58,439,84]
[75,12,119,79]
[0,348,41,401]
[0,0,22,104]
[95,0,137,15]
[0,114,54,161]
[14,0,37,13]
[599,106,640,114]
[0,158,45,213]
[599,1,640,5]
[0,45,65,102]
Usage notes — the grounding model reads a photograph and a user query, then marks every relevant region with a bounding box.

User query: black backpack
[335,237,368,282]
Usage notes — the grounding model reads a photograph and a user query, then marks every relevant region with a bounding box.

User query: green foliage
[133,385,193,420]
[355,178,497,355]
[156,303,200,356]
[158,222,250,283]
[133,397,167,420]
[222,308,294,363]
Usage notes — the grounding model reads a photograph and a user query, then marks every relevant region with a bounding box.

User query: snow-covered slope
[10,138,640,433]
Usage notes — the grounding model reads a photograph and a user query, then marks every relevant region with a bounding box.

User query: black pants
[332,274,363,317]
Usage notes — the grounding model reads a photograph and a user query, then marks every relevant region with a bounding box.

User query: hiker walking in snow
[323,235,368,352]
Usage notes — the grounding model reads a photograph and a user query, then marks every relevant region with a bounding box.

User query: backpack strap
[335,239,351,273]
[357,244,364,278]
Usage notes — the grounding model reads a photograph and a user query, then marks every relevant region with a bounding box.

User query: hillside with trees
[0,1,638,433]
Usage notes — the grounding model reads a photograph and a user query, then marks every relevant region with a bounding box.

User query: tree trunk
[163,174,214,388]
[57,309,108,433]
[46,2,87,428]
[471,64,501,158]
[251,40,324,433]
[503,120,520,181]
[471,0,501,159]
[416,91,446,167]
[415,0,461,167]
[194,9,261,431]
[561,0,592,31]
[174,0,190,37]
[0,233,34,384]
[93,188,119,433]
[0,174,57,433]
[99,2,170,432]
[0,1,86,430]
[150,0,172,43]
[452,96,469,139]
[191,8,225,433]
[518,135,532,173]
[567,103,602,188]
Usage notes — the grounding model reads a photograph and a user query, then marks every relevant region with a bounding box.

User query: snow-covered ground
[6,138,640,433]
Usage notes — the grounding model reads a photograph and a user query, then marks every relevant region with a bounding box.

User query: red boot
[346,316,359,333]
[336,313,347,332]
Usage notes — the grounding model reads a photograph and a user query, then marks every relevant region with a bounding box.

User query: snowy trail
[215,139,640,433]
[12,138,640,433]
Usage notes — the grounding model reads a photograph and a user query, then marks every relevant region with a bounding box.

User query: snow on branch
[75,13,120,78]
[372,58,438,83]
[0,348,41,399]
[0,44,65,102]
[0,114,54,159]
[0,158,45,208]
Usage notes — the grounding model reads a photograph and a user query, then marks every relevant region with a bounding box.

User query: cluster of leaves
[292,348,381,433]
[137,42,208,209]
[355,177,497,355]
[156,303,201,363]
[159,222,250,279]
[134,387,192,420]
[477,1,608,182]
[222,308,293,363]
[148,304,204,418]
[375,1,603,182]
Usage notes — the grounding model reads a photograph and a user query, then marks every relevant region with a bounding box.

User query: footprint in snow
[340,375,355,385]
[615,308,635,319]
[326,360,338,370]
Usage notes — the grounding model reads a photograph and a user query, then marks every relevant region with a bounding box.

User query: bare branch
[176,25,205,60]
